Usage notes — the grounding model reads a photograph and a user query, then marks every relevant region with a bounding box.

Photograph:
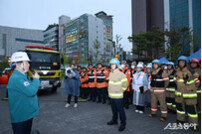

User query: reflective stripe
[122,87,127,91]
[167,103,172,106]
[109,93,123,98]
[166,88,175,92]
[177,110,185,114]
[169,79,174,82]
[197,90,201,93]
[161,111,167,114]
[97,76,106,79]
[183,93,197,98]
[88,76,95,78]
[151,108,157,111]
[155,79,164,81]
[173,77,176,81]
[188,113,198,118]
[186,80,195,84]
[109,81,122,85]
[121,77,128,83]
[172,105,176,107]
[194,78,199,81]
[163,77,169,80]
[177,79,184,83]
[175,91,182,96]
[153,89,165,93]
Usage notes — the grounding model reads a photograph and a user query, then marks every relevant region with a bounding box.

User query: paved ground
[0,84,200,134]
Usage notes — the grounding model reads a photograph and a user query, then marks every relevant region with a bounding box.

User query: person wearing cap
[107,58,128,132]
[165,62,177,114]
[132,62,147,114]
[7,51,40,134]
[189,58,201,115]
[174,56,199,131]
[144,63,152,107]
[149,59,169,122]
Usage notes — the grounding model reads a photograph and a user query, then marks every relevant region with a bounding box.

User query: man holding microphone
[7,51,40,134]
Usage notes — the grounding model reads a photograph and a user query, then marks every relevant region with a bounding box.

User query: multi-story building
[169,0,201,55]
[0,26,44,60]
[59,11,113,65]
[43,24,59,51]
[131,0,165,61]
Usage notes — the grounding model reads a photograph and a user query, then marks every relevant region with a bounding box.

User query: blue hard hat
[167,61,174,66]
[178,56,188,63]
[110,58,120,67]
[152,59,160,66]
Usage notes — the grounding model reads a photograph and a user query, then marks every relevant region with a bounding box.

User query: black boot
[118,125,125,131]
[107,120,118,125]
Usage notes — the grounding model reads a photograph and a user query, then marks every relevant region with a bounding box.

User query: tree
[115,34,123,60]
[89,39,103,65]
[60,52,73,66]
[0,58,9,72]
[128,27,165,61]
[165,26,193,61]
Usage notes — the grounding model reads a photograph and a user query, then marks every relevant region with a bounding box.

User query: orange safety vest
[80,72,88,88]
[87,68,97,88]
[122,67,131,92]
[96,67,109,88]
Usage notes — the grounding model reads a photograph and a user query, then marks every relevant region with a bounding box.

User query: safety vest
[96,68,106,83]
[87,69,96,83]
[122,67,131,91]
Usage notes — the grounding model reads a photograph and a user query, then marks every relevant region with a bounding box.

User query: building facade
[0,26,44,60]
[131,0,165,61]
[43,24,59,51]
[169,0,201,55]
[59,11,113,65]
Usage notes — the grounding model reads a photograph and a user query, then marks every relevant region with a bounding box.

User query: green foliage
[0,58,9,72]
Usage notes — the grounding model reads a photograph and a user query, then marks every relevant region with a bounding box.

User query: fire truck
[25,46,61,92]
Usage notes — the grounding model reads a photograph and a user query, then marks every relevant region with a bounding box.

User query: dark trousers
[110,98,126,126]
[12,118,33,134]
[96,88,107,102]
[67,94,78,104]
[90,88,97,101]
[80,87,88,98]
[136,105,145,111]
[123,92,130,108]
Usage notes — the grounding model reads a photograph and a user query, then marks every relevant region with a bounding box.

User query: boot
[160,117,166,122]
[107,120,118,125]
[149,114,156,118]
[118,125,125,131]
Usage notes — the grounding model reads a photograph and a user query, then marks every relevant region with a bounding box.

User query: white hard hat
[137,62,144,68]
[11,52,30,63]
[146,63,152,68]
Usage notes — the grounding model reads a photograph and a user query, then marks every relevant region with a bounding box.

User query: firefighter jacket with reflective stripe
[96,68,109,88]
[80,72,88,88]
[122,67,131,92]
[151,68,169,89]
[87,68,97,88]
[108,68,128,99]
[166,69,177,91]
[174,67,197,98]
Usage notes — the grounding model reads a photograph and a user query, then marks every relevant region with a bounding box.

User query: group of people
[6,50,201,133]
[64,56,201,132]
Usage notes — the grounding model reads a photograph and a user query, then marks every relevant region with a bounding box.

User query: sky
[0,0,132,52]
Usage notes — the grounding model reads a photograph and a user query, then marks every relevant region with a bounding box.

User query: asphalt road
[0,83,200,134]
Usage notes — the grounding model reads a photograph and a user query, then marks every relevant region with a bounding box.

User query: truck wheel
[51,86,57,92]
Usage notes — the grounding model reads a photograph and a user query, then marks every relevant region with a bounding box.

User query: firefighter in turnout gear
[120,60,131,109]
[96,63,109,104]
[149,59,169,122]
[107,58,128,132]
[165,62,177,114]
[189,58,201,115]
[87,65,97,102]
[174,56,199,131]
